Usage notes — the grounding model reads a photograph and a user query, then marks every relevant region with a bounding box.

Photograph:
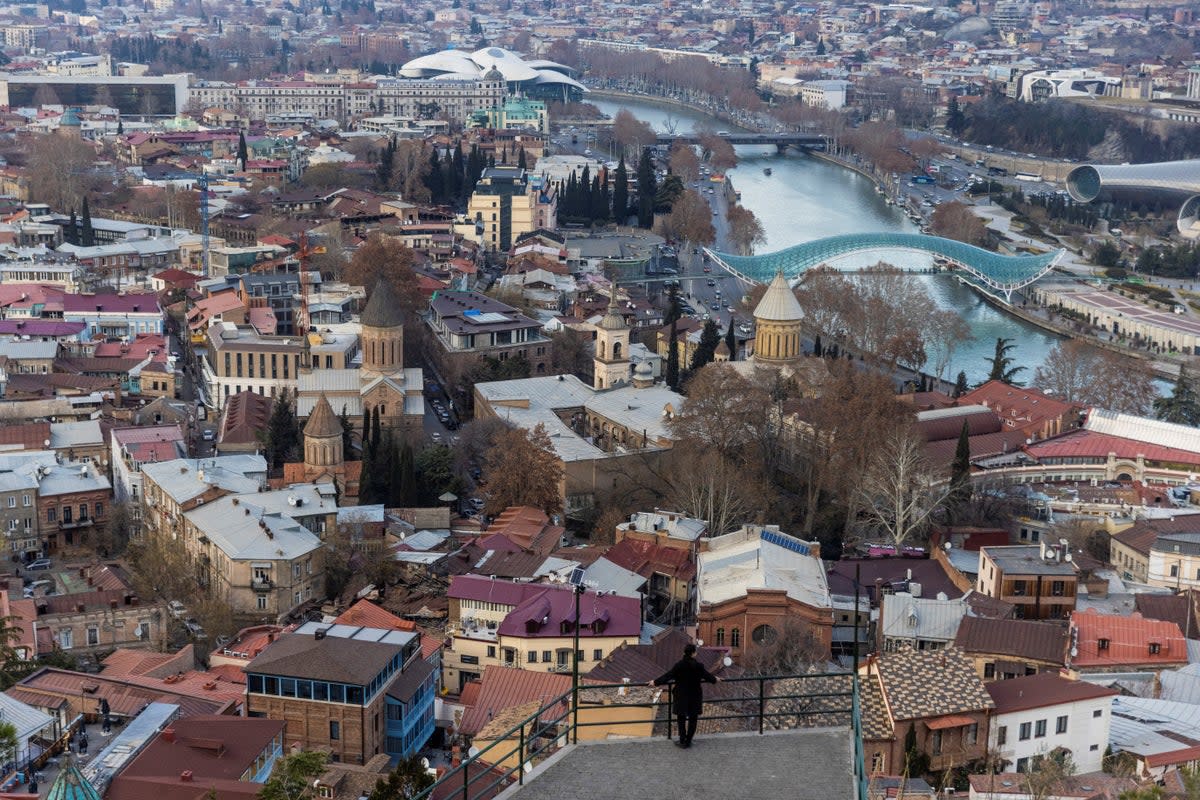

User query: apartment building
[245,621,435,763]
[977,543,1078,621]
[466,167,556,252]
[201,322,304,410]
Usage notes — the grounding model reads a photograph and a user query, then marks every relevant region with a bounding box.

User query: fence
[414,672,867,800]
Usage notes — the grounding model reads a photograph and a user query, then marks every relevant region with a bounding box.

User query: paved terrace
[497,728,855,800]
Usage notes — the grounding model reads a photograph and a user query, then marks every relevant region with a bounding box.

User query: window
[1171,564,1180,578]
[1098,638,1110,651]
[329,721,340,741]
[752,624,778,646]
[730,628,741,648]
[870,752,885,773]
[997,726,1007,746]
[1019,722,1031,741]
[930,730,942,755]
[95,502,102,518]
[1016,758,1029,773]
[460,655,479,665]
[59,629,73,650]
[257,595,267,610]
[1056,715,1068,734]
[593,649,603,662]
[715,628,725,646]
[1090,744,1099,751]
[86,627,99,646]
[965,723,978,745]
[1034,719,1047,738]
[527,651,537,664]
[984,663,995,679]
[21,495,29,507]
[62,507,71,523]
[1149,642,1161,655]
[542,650,551,663]
[1051,581,1065,596]
[1093,709,1103,718]
[6,497,14,508]
[486,646,496,658]
[47,508,55,523]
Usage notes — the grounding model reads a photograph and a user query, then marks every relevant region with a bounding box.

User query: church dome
[634,360,652,378]
[303,393,342,438]
[598,308,627,330]
[483,64,505,82]
[753,270,804,323]
[361,278,405,328]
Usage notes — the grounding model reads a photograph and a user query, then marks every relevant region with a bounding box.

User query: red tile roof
[1070,608,1187,669]
[334,599,416,631]
[603,538,697,582]
[458,666,585,736]
[1025,428,1200,466]
[959,380,1081,433]
[986,672,1117,714]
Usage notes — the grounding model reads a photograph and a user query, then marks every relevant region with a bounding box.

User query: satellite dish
[695,639,703,647]
[420,758,430,770]
[468,746,480,759]
[723,656,733,668]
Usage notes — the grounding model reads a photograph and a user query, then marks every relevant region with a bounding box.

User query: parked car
[26,559,51,571]
[184,619,207,639]
[201,429,215,442]
[168,600,188,619]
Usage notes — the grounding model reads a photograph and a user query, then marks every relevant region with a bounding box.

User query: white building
[877,591,968,653]
[987,673,1117,774]
[800,79,851,110]
[1014,69,1121,102]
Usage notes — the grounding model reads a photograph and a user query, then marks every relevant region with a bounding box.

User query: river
[590,96,1061,386]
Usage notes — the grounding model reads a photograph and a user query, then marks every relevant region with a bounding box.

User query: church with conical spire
[296,277,424,442]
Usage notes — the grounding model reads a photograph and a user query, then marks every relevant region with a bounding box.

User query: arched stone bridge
[705,232,1065,303]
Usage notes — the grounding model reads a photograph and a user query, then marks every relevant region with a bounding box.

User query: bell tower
[360,278,405,380]
[593,283,630,389]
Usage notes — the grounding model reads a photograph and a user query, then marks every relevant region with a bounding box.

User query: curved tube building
[1066,160,1200,238]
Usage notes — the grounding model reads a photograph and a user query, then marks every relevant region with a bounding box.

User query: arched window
[715,628,725,646]
[599,341,606,359]
[730,628,741,648]
[752,624,778,647]
[613,342,622,360]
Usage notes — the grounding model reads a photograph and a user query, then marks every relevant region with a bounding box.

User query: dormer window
[560,620,573,635]
[1098,638,1110,651]
[1150,642,1162,655]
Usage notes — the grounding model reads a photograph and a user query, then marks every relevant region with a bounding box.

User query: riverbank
[586,89,755,133]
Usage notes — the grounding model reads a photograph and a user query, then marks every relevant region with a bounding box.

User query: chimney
[314,628,327,641]
[180,771,193,783]
[162,728,176,743]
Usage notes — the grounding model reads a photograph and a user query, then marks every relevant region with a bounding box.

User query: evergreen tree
[664,285,681,325]
[813,333,822,358]
[1155,364,1200,426]
[116,118,124,135]
[949,419,972,507]
[339,404,354,456]
[665,320,680,390]
[946,95,966,137]
[612,154,629,223]
[236,130,248,169]
[689,319,721,371]
[452,141,466,200]
[397,442,417,506]
[590,174,607,223]
[487,153,495,169]
[376,138,394,189]
[264,388,301,470]
[724,323,737,362]
[517,147,526,170]
[985,337,1025,384]
[425,148,444,203]
[370,406,382,459]
[816,38,826,56]
[635,149,657,228]
[80,196,95,248]
[376,431,397,506]
[67,208,78,246]
[952,370,969,398]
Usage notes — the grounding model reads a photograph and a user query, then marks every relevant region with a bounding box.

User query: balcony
[59,518,94,530]
[413,673,865,800]
[251,577,273,590]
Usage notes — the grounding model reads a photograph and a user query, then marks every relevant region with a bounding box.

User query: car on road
[703,265,712,273]
[201,429,215,442]
[431,432,442,443]
[711,301,721,310]
[706,279,716,286]
[184,619,207,639]
[26,559,51,571]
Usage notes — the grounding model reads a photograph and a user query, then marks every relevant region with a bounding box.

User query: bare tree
[668,141,701,183]
[611,109,656,154]
[1033,340,1157,415]
[663,189,715,248]
[24,134,100,213]
[727,204,766,256]
[482,423,564,516]
[741,618,828,675]
[854,426,952,548]
[931,201,989,248]
[666,444,764,535]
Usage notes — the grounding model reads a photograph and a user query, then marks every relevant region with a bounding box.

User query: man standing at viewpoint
[649,643,720,748]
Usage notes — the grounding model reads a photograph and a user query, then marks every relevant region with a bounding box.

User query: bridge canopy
[706,232,1062,301]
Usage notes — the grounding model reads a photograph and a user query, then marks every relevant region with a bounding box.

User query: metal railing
[415,672,867,800]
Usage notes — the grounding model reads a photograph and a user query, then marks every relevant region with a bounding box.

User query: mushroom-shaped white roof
[469,46,540,81]
[531,70,588,91]
[399,49,478,77]
[753,270,804,323]
[523,58,577,76]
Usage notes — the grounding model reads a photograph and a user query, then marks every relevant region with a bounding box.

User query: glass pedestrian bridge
[706,232,1065,303]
